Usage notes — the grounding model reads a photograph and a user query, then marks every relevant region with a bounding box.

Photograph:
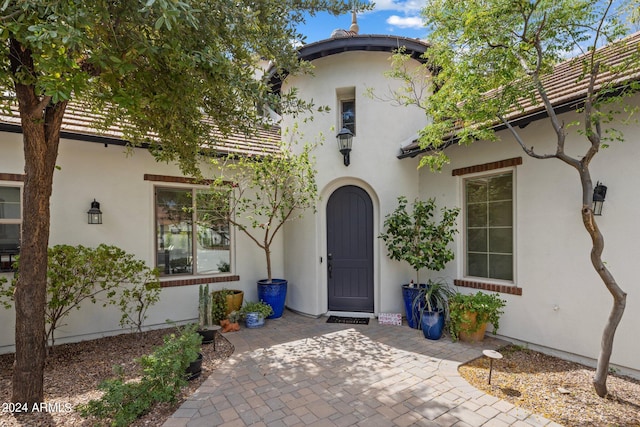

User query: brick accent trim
[454,279,522,296]
[452,157,522,176]
[0,173,25,182]
[160,275,240,288]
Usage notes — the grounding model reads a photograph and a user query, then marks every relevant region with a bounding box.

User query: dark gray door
[327,185,374,312]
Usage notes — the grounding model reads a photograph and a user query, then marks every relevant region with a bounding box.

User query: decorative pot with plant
[224,289,244,315]
[207,137,318,319]
[449,291,507,342]
[210,289,230,323]
[197,284,220,344]
[415,279,455,340]
[185,352,204,380]
[239,301,274,329]
[379,196,459,329]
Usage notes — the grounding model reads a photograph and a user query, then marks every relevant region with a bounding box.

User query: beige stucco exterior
[1,33,639,379]
[415,97,640,376]
[281,49,427,316]
[0,132,284,352]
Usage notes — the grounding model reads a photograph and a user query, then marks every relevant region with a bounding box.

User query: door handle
[327,253,332,279]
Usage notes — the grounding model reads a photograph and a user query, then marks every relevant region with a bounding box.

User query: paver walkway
[163,311,559,427]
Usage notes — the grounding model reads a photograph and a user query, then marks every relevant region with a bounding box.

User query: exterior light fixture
[336,127,353,166]
[87,199,102,224]
[592,182,607,216]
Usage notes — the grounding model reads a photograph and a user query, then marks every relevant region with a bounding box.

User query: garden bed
[0,327,232,426]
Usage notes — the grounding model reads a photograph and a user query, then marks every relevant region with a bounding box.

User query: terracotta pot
[458,311,488,342]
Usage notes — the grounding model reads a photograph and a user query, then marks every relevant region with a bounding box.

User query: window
[0,185,21,272]
[337,87,356,136]
[155,187,231,276]
[464,171,513,281]
[341,99,355,135]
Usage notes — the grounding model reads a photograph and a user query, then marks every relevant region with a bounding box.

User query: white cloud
[370,0,424,13]
[386,15,425,29]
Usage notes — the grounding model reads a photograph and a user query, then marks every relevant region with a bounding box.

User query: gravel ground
[459,345,640,427]
[0,327,233,427]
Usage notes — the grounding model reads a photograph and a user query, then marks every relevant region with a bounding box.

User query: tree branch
[498,115,556,159]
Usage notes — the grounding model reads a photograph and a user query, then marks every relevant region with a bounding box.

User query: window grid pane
[0,186,21,272]
[156,188,194,275]
[155,187,231,276]
[341,100,355,136]
[465,172,513,281]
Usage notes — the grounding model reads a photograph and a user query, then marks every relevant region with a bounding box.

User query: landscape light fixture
[336,127,353,167]
[87,199,102,224]
[592,182,607,216]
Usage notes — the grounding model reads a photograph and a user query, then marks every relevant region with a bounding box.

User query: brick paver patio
[163,311,559,427]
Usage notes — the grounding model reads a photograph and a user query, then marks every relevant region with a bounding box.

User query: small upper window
[341,99,356,136]
[0,185,21,272]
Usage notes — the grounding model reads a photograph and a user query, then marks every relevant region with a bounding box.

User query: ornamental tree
[0,0,361,406]
[379,196,459,284]
[390,0,639,396]
[204,136,319,283]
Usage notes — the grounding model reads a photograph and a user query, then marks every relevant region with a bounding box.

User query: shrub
[117,279,162,333]
[0,244,160,348]
[77,324,202,426]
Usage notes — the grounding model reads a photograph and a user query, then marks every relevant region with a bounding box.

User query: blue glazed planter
[245,312,265,328]
[257,279,287,319]
[421,310,445,340]
[401,283,427,329]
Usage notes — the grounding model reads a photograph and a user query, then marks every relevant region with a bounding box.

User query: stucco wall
[0,133,282,353]
[282,50,427,316]
[417,96,640,374]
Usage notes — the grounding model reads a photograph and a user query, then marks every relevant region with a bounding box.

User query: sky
[298,0,429,44]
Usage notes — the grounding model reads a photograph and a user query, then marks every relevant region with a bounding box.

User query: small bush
[0,244,160,348]
[77,324,202,426]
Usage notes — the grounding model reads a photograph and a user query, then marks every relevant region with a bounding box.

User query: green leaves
[1,0,362,176]
[402,0,638,168]
[449,291,506,341]
[3,244,160,348]
[78,324,202,426]
[380,196,459,282]
[209,137,319,281]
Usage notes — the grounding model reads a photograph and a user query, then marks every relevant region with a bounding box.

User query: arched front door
[326,185,374,312]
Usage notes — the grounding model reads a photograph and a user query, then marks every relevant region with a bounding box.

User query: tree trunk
[580,181,627,397]
[265,246,272,283]
[10,38,66,407]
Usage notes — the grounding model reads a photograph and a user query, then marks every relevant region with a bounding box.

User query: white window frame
[460,167,517,284]
[0,183,22,272]
[336,86,356,136]
[154,184,233,277]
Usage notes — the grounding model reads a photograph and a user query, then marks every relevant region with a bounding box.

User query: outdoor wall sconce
[336,127,353,166]
[592,181,607,216]
[87,199,102,224]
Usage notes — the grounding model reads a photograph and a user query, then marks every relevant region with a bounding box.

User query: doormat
[326,316,370,325]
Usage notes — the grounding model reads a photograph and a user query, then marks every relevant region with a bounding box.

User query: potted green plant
[197,284,222,343]
[379,196,459,329]
[416,279,455,340]
[449,291,507,342]
[206,138,318,319]
[210,289,230,324]
[239,301,274,329]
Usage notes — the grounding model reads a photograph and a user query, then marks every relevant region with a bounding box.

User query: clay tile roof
[0,100,281,157]
[400,31,640,158]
